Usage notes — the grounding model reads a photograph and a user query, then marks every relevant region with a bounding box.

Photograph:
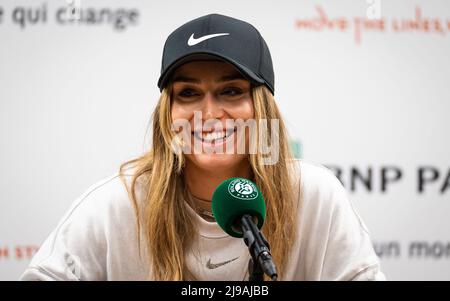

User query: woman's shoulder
[41,170,138,250]
[291,159,344,193]
[38,167,141,255]
[20,170,144,280]
[288,160,382,280]
[292,159,371,234]
[64,171,135,221]
[291,159,351,213]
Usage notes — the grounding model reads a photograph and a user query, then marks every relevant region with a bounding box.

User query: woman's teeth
[193,129,235,143]
[203,131,225,141]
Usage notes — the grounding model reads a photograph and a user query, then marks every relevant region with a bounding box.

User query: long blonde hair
[120,84,299,280]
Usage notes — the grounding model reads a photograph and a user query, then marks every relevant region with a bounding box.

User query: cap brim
[157,51,266,91]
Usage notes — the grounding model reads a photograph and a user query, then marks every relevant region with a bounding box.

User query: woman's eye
[222,87,243,96]
[178,89,199,97]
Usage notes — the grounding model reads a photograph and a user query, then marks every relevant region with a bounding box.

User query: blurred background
[0,0,449,280]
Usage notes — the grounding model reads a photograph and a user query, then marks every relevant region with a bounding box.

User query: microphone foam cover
[212,177,266,238]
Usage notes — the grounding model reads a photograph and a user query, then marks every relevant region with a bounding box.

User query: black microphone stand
[241,214,278,281]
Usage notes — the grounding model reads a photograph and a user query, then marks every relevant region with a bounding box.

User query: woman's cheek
[226,99,254,119]
[171,103,195,121]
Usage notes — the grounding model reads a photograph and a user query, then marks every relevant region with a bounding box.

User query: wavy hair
[120,84,299,280]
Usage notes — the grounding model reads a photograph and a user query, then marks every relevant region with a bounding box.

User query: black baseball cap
[157,13,275,95]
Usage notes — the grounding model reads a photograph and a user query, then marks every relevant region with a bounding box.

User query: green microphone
[212,178,278,281]
[212,178,266,238]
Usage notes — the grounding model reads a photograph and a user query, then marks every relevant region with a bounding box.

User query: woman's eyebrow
[172,72,245,84]
[217,73,245,82]
[172,75,200,83]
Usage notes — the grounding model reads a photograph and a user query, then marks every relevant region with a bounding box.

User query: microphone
[211,177,278,281]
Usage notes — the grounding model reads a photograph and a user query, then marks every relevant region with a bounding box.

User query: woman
[21,14,384,281]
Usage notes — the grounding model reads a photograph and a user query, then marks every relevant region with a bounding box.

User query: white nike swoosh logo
[188,33,230,46]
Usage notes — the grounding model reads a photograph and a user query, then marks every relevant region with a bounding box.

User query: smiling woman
[171,60,255,192]
[20,13,385,281]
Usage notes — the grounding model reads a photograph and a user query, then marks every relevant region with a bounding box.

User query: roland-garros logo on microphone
[228,179,258,200]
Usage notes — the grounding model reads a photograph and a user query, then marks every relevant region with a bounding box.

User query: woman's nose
[201,92,224,120]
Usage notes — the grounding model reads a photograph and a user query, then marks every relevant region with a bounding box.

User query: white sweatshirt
[20,160,385,281]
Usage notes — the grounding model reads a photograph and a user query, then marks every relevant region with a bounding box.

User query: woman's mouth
[192,128,236,147]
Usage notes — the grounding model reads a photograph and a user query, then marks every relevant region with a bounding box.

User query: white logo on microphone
[228,179,258,200]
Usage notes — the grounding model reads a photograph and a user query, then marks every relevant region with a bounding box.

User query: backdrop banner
[0,0,449,280]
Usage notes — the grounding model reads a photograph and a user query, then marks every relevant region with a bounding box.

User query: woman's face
[170,60,254,172]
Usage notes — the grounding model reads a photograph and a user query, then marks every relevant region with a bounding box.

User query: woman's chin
[187,153,246,171]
